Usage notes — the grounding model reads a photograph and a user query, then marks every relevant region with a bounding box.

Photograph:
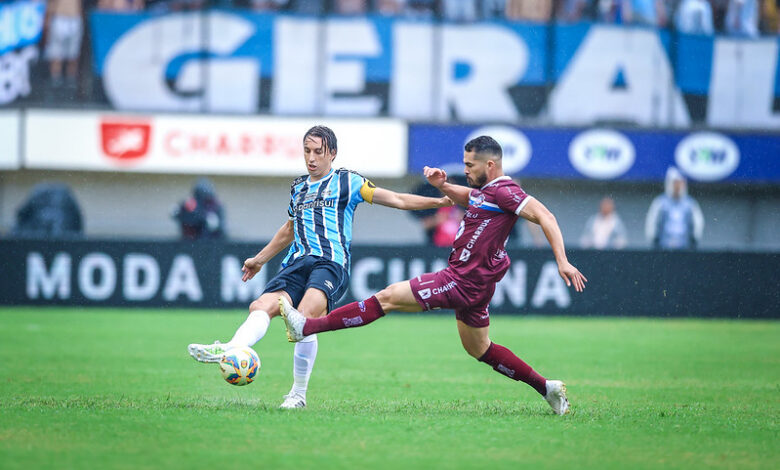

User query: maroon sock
[478,342,548,396]
[302,296,385,336]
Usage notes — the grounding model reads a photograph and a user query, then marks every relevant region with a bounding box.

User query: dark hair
[464,135,502,159]
[303,125,337,156]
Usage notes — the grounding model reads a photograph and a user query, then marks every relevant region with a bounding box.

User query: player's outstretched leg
[478,342,570,415]
[279,296,386,342]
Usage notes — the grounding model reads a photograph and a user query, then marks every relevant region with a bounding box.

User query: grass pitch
[0,308,777,470]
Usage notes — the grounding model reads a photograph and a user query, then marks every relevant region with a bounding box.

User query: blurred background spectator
[675,0,715,34]
[506,0,554,21]
[97,0,145,11]
[172,178,227,240]
[13,182,84,239]
[432,204,466,247]
[580,197,628,249]
[335,0,368,14]
[45,0,84,91]
[442,0,479,22]
[725,0,760,36]
[556,0,594,22]
[645,167,704,250]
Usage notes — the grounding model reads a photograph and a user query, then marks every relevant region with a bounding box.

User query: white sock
[290,334,318,398]
[227,310,270,348]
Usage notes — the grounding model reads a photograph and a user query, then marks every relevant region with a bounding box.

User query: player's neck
[481,173,508,189]
[309,168,333,183]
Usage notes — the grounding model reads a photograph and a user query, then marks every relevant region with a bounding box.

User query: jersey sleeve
[496,184,532,215]
[349,171,376,204]
[288,177,303,220]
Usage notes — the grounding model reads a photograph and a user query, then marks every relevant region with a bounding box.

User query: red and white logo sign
[100,120,152,161]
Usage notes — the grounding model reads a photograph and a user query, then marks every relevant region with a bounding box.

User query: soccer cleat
[278,296,306,343]
[279,392,306,409]
[544,380,570,415]
[188,341,228,363]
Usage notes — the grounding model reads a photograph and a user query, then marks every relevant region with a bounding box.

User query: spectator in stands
[45,0,84,89]
[623,0,668,26]
[556,0,594,22]
[675,0,715,34]
[482,0,507,19]
[580,197,628,249]
[13,182,83,238]
[335,0,368,14]
[442,0,478,21]
[97,0,145,11]
[506,0,553,21]
[173,178,227,240]
[404,0,437,18]
[725,0,760,36]
[760,0,780,33]
[645,167,704,250]
[288,0,326,14]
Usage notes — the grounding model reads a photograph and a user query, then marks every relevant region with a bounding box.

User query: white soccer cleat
[544,380,570,415]
[278,296,306,343]
[279,392,307,409]
[187,341,228,363]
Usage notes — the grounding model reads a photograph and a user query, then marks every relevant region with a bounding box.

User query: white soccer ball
[218,347,261,386]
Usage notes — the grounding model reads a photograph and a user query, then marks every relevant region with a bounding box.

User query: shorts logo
[358,301,366,312]
[418,288,432,300]
[324,280,334,290]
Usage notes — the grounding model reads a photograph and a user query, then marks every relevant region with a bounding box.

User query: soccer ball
[218,347,261,386]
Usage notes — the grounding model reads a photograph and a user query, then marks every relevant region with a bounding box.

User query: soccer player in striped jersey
[188,125,452,409]
[278,136,587,415]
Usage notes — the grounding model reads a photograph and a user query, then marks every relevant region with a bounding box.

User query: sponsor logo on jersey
[418,288,432,299]
[101,120,152,161]
[674,132,740,181]
[293,198,336,213]
[324,280,334,291]
[466,126,532,174]
[568,129,635,179]
[459,248,471,262]
[432,281,457,295]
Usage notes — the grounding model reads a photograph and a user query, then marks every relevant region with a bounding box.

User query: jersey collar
[308,168,335,184]
[481,175,511,190]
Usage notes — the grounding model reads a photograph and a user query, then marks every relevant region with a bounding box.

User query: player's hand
[439,196,455,207]
[242,257,264,282]
[558,262,587,292]
[423,166,448,188]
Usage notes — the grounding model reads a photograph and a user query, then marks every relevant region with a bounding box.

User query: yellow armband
[360,179,376,204]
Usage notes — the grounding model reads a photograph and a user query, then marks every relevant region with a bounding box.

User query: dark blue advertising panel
[0,240,776,318]
[409,124,780,183]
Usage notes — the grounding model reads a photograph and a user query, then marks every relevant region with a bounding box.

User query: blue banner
[0,0,45,55]
[88,11,780,130]
[408,124,780,183]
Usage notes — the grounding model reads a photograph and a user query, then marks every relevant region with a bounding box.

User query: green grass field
[0,308,777,470]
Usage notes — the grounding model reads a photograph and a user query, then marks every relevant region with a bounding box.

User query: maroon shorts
[409,268,495,328]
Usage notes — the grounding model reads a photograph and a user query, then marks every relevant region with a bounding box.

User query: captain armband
[360,179,377,204]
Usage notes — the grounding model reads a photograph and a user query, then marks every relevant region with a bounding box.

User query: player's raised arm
[370,186,452,210]
[242,220,295,282]
[424,166,471,207]
[519,198,588,292]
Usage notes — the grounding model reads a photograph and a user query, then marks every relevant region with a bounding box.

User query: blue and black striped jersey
[283,168,376,272]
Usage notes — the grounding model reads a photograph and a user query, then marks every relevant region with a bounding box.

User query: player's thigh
[297,287,329,318]
[248,291,291,318]
[375,281,422,313]
[456,320,491,359]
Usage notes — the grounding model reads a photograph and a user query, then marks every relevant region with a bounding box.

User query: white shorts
[45,16,83,61]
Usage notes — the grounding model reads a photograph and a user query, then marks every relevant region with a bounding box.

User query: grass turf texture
[0,308,777,470]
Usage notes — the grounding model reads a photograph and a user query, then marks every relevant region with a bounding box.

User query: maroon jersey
[448,176,531,287]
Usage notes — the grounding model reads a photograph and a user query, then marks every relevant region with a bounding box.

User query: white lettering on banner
[492,261,527,308]
[388,258,405,285]
[438,25,527,121]
[674,132,740,181]
[163,255,203,301]
[26,252,71,299]
[350,257,384,301]
[103,12,258,113]
[708,39,780,129]
[272,17,318,114]
[390,22,434,119]
[0,46,37,105]
[221,256,266,302]
[531,261,571,308]
[324,20,382,115]
[568,129,635,180]
[78,253,117,301]
[123,253,160,301]
[549,26,690,127]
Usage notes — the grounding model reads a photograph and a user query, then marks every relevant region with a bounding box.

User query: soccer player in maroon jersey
[278,136,587,415]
